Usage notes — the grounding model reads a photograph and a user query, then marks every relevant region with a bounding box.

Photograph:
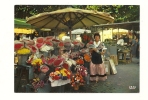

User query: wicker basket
[74,84,79,90]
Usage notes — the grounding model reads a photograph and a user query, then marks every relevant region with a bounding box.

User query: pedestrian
[131,35,137,57]
[89,33,107,83]
[136,38,139,59]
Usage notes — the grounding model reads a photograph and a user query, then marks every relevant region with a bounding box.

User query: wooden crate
[104,61,111,75]
[110,55,118,65]
[109,59,117,75]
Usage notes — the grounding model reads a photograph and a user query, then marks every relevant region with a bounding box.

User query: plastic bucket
[17,54,30,65]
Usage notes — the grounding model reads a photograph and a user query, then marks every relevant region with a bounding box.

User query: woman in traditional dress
[89,33,107,83]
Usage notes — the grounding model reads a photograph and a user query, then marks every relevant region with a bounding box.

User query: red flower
[58,42,64,47]
[44,40,53,46]
[27,45,38,53]
[14,43,24,50]
[47,57,57,65]
[36,43,44,49]
[53,58,63,67]
[63,62,69,69]
[72,41,79,45]
[76,59,84,65]
[36,37,44,43]
[52,39,60,42]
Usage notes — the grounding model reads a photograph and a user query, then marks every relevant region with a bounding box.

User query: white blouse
[94,41,101,48]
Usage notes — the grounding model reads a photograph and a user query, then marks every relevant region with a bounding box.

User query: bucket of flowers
[16,47,31,65]
[31,58,43,74]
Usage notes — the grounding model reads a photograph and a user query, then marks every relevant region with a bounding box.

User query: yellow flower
[17,48,31,55]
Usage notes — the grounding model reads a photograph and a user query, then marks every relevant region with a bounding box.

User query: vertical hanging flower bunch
[80,32,92,45]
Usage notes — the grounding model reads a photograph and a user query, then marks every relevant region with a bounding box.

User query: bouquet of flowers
[58,41,64,48]
[44,40,53,46]
[23,39,35,45]
[70,73,85,90]
[63,39,72,50]
[83,53,91,62]
[32,77,44,90]
[52,39,61,47]
[53,56,65,67]
[36,37,45,44]
[27,45,38,53]
[31,58,43,67]
[14,41,24,51]
[16,47,31,55]
[40,44,54,52]
[75,58,84,65]
[76,65,88,77]
[40,65,49,73]
[49,67,71,80]
[80,33,92,46]
[26,54,38,64]
[47,55,57,66]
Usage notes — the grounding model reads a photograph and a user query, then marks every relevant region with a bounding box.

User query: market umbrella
[68,29,91,34]
[14,28,35,34]
[26,7,114,39]
[15,18,33,28]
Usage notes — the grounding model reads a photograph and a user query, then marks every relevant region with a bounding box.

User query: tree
[14,5,139,23]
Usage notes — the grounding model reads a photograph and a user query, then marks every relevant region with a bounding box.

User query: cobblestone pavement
[15,58,139,93]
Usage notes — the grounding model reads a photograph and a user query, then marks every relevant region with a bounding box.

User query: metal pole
[118,27,119,39]
[111,28,112,39]
[102,27,103,42]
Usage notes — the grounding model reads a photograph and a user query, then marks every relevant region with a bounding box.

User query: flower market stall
[14,35,91,93]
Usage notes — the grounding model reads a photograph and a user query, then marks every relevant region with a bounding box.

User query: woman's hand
[92,48,97,52]
[100,50,106,55]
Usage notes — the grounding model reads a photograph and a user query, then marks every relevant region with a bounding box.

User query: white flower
[40,45,51,52]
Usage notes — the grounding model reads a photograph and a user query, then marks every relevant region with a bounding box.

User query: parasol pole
[102,27,103,42]
[69,27,72,39]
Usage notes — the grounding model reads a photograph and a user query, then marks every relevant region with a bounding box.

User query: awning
[93,21,139,31]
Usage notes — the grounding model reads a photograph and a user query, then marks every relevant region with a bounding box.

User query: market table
[117,50,132,64]
[15,64,34,92]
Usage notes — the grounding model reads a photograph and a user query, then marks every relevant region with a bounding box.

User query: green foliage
[15,5,139,23]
